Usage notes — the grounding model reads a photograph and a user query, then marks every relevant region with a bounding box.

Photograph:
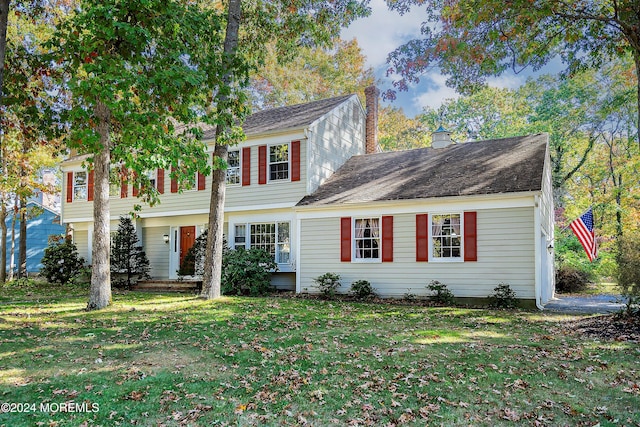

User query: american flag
[569,208,598,262]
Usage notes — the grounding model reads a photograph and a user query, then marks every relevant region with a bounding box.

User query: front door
[180,226,196,273]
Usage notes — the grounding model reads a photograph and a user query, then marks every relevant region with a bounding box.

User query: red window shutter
[291,140,300,182]
[66,172,73,203]
[87,170,94,202]
[120,167,128,198]
[242,147,251,186]
[340,217,351,262]
[132,172,139,197]
[416,214,429,262]
[157,168,164,194]
[464,211,477,261]
[258,145,267,185]
[382,215,394,262]
[197,172,205,191]
[170,167,178,193]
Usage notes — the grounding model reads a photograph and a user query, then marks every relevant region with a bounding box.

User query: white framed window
[227,150,240,185]
[145,169,157,189]
[233,224,246,250]
[73,171,87,201]
[269,143,289,181]
[353,217,380,261]
[234,221,290,264]
[109,168,121,198]
[431,213,462,260]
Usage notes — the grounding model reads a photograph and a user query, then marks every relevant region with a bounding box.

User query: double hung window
[354,218,380,260]
[431,213,462,259]
[269,144,289,181]
[234,221,290,264]
[73,172,87,201]
[227,150,240,185]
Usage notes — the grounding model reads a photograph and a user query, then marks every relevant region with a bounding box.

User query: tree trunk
[17,195,26,277]
[8,198,15,281]
[87,100,112,310]
[201,0,242,299]
[0,198,6,283]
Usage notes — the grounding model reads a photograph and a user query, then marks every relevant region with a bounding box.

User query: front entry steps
[132,280,202,293]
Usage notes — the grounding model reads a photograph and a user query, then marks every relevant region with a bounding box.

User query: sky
[340,0,542,117]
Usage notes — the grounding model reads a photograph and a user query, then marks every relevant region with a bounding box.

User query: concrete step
[132,280,202,292]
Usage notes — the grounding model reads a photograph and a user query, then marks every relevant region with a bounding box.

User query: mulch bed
[566,314,640,342]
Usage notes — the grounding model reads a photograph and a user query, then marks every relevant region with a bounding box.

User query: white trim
[351,216,382,263]
[267,142,291,183]
[428,212,464,263]
[295,192,539,219]
[296,217,302,293]
[534,195,544,310]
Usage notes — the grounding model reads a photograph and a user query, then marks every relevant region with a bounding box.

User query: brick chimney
[364,85,380,154]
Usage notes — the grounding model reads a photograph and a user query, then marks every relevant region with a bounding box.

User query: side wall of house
[298,204,536,299]
[307,97,366,194]
[538,147,555,304]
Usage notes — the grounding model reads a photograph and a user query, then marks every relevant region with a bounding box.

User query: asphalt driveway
[544,294,627,314]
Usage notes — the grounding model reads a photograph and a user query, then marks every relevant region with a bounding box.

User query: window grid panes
[269,144,289,181]
[227,150,240,184]
[73,171,87,200]
[432,214,461,258]
[236,222,290,264]
[109,169,120,197]
[233,224,246,250]
[354,218,380,260]
[145,170,157,189]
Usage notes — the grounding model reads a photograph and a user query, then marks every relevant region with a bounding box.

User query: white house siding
[307,97,366,194]
[298,206,536,300]
[72,229,89,263]
[142,226,171,279]
[537,147,555,305]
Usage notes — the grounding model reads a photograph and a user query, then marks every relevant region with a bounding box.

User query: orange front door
[180,226,196,272]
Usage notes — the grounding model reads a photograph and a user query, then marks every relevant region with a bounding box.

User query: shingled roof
[201,94,355,140]
[297,134,549,207]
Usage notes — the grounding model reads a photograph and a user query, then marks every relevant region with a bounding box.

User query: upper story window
[269,144,289,181]
[109,169,121,198]
[227,150,240,185]
[146,170,157,189]
[354,217,380,261]
[73,171,87,201]
[431,213,461,259]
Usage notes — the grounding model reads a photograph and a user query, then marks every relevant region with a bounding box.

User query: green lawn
[0,282,638,426]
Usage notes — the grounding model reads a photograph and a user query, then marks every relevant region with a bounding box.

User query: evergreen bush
[488,283,518,309]
[350,279,376,300]
[110,216,150,289]
[426,280,455,305]
[313,272,341,299]
[40,238,86,285]
[617,234,640,317]
[221,247,277,296]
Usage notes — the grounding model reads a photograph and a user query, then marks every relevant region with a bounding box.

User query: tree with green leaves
[53,1,227,309]
[199,0,371,300]
[250,38,375,110]
[384,0,639,142]
[1,1,66,282]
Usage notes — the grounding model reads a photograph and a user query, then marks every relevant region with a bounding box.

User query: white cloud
[341,0,425,68]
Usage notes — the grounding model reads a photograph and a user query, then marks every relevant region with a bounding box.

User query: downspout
[534,195,544,310]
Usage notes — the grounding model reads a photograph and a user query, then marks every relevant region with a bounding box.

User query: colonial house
[60,88,555,308]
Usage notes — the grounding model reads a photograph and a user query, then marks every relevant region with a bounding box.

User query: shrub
[111,216,150,289]
[555,266,592,293]
[617,234,640,317]
[350,279,376,300]
[221,247,277,296]
[403,290,417,302]
[40,238,86,285]
[178,231,211,277]
[426,280,455,305]
[488,283,518,309]
[313,273,341,299]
